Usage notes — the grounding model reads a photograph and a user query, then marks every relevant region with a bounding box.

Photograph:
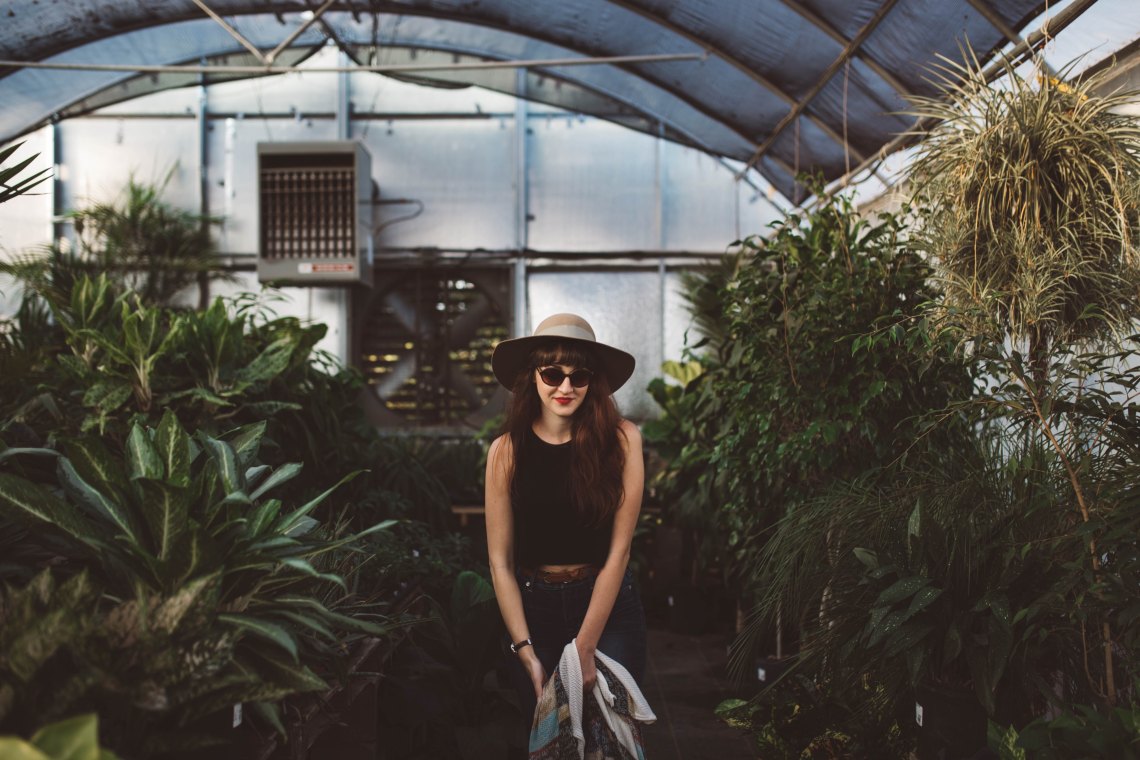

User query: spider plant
[906,51,1140,373]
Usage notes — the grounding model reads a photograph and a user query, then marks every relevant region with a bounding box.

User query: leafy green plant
[711,189,974,592]
[376,570,523,760]
[716,674,911,759]
[0,142,51,206]
[991,697,1140,760]
[0,413,395,755]
[0,713,120,760]
[70,174,225,307]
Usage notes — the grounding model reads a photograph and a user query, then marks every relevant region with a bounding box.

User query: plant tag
[667,595,674,607]
[914,702,923,727]
[757,667,767,682]
[233,703,243,728]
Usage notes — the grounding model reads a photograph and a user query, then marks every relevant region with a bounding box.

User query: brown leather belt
[520,565,601,583]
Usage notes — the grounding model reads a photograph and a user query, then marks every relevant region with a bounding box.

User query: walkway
[642,627,756,760]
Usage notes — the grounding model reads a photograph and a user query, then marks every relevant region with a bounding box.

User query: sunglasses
[537,366,594,388]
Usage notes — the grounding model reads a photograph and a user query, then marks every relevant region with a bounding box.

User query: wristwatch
[510,637,533,654]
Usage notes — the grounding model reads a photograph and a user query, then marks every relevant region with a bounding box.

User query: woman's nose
[558,376,575,391]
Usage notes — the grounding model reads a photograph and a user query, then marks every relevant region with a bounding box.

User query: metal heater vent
[257,141,373,286]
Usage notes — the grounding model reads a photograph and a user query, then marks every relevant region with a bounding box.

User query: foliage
[715,674,912,759]
[376,570,523,760]
[711,189,974,584]
[0,142,51,207]
[69,175,226,307]
[0,413,395,756]
[643,359,719,550]
[745,423,1063,710]
[907,53,1140,360]
[991,697,1140,760]
[0,713,120,760]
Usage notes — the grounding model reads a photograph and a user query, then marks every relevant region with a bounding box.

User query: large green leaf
[227,421,267,468]
[200,435,240,496]
[56,457,136,544]
[29,713,109,760]
[217,613,298,661]
[154,410,191,487]
[136,481,189,564]
[279,557,346,591]
[63,438,130,504]
[274,470,361,536]
[248,462,302,502]
[126,423,163,482]
[0,739,50,759]
[235,338,295,386]
[0,473,96,546]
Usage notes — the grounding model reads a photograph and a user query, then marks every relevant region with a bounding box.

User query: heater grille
[257,142,372,285]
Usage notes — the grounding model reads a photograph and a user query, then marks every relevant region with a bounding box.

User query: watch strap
[510,637,533,654]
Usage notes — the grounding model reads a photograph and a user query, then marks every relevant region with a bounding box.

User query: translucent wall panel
[527,270,664,422]
[528,119,658,252]
[349,69,519,116]
[356,119,516,251]
[58,118,199,212]
[662,143,739,250]
[207,116,341,254]
[206,65,341,116]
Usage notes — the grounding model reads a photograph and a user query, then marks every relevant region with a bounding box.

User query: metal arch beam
[775,0,915,98]
[817,0,1100,205]
[738,0,902,178]
[323,9,811,180]
[599,0,866,164]
[328,3,835,178]
[965,0,1057,77]
[190,0,268,64]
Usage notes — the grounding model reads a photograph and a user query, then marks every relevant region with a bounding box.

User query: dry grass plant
[906,50,1140,365]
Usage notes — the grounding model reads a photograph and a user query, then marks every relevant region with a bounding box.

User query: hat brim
[491,335,636,392]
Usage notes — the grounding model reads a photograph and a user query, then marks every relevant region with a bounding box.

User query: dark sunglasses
[537,366,593,388]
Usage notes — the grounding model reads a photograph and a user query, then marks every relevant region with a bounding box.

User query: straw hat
[491,313,636,392]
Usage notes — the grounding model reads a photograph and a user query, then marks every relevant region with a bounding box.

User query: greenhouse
[2,1,1140,758]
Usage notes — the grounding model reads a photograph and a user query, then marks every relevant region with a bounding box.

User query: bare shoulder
[487,433,513,467]
[618,419,642,449]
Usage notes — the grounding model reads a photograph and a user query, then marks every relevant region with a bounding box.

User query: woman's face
[534,363,591,419]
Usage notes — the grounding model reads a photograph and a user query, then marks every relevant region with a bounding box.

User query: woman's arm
[575,419,645,690]
[485,434,546,698]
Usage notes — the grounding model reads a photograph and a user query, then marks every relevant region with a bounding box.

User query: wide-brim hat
[491,313,636,392]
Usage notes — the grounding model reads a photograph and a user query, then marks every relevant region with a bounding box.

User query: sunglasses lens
[538,367,592,388]
[539,368,563,386]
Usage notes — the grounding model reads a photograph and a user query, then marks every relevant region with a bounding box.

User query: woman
[485,312,647,721]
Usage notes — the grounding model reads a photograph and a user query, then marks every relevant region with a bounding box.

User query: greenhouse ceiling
[0,0,1108,203]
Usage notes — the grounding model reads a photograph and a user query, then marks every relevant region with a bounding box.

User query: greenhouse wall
[0,50,781,424]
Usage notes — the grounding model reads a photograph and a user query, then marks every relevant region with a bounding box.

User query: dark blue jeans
[505,567,647,719]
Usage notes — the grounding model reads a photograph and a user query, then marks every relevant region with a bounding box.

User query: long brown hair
[503,342,626,526]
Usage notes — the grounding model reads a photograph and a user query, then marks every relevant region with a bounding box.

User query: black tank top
[512,428,613,566]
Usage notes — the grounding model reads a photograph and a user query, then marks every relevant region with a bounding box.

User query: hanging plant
[906,52,1140,365]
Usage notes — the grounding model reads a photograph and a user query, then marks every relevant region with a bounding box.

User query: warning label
[298,262,355,274]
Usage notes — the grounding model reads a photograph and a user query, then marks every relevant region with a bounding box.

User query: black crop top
[512,428,613,566]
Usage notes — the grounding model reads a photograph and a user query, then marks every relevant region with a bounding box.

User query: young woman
[485,313,647,720]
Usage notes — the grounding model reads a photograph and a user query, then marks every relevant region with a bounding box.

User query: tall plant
[908,54,1140,712]
[70,175,224,307]
[712,191,972,585]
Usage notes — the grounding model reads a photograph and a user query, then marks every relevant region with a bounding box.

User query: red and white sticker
[298,262,355,274]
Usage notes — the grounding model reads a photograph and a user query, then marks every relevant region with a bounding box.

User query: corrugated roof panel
[0,0,1108,203]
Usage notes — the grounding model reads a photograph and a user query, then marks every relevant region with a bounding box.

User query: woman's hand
[576,640,597,692]
[520,648,547,699]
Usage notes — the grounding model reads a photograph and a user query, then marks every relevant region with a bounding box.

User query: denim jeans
[504,567,647,719]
